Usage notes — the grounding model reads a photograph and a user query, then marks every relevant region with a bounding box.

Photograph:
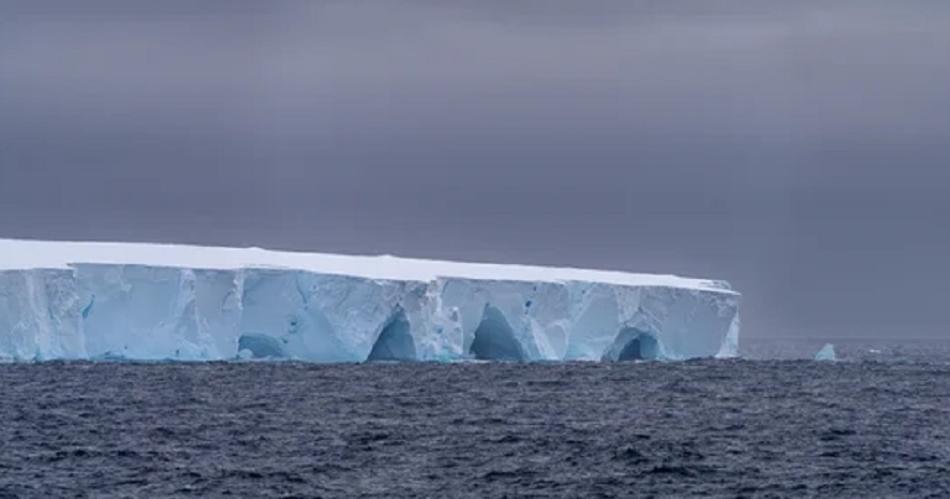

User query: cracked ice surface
[0,239,740,362]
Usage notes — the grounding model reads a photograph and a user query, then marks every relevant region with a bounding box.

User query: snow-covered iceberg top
[0,238,740,362]
[0,239,734,292]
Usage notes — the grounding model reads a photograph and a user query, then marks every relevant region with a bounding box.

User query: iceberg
[815,343,837,362]
[0,239,740,362]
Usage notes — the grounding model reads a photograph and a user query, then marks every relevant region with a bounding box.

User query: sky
[1,1,948,339]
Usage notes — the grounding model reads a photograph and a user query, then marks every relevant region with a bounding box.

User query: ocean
[1,339,948,498]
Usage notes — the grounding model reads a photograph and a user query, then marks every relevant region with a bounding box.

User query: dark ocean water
[2,340,949,498]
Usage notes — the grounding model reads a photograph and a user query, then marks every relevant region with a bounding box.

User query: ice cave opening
[237,334,286,359]
[366,310,417,361]
[469,305,525,361]
[617,330,660,361]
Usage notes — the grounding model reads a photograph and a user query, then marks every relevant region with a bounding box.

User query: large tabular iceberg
[0,239,740,362]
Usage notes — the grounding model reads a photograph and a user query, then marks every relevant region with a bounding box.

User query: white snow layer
[0,239,740,362]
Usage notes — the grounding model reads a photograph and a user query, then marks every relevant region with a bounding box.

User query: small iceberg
[815,343,837,362]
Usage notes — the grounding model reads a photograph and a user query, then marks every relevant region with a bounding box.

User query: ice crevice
[238,334,286,359]
[469,304,525,361]
[620,334,660,361]
[0,239,740,362]
[366,308,416,362]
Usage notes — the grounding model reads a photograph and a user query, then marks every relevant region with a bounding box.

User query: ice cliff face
[0,239,740,362]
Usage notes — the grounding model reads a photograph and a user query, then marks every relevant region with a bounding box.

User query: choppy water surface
[2,340,949,498]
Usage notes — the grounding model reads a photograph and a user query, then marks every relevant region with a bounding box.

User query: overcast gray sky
[2,1,948,339]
